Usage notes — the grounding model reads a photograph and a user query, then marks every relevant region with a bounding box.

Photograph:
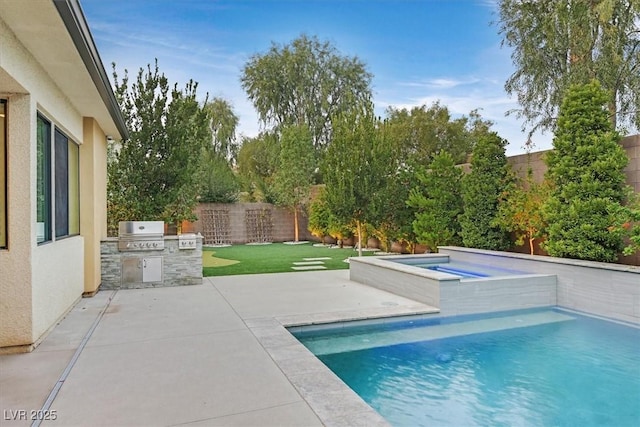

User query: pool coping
[245,304,440,427]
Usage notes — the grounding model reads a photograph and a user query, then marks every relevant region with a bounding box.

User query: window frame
[37,112,80,245]
[1,99,6,249]
[37,113,52,244]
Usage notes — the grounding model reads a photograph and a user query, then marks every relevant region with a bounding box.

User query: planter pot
[367,237,380,249]
[165,223,178,236]
[414,244,429,254]
[181,220,195,233]
[323,236,337,245]
[390,241,404,253]
[390,241,414,254]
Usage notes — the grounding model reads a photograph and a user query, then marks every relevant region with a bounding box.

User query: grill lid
[118,221,164,237]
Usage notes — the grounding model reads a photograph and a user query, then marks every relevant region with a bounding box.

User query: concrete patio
[1,270,437,426]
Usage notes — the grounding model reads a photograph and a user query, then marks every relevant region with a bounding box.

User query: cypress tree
[459,132,511,250]
[543,81,629,262]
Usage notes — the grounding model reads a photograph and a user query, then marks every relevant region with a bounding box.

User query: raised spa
[349,250,557,316]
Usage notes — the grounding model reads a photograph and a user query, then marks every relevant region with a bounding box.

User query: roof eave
[52,0,129,140]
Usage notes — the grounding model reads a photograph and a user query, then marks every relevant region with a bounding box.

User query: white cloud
[399,77,482,90]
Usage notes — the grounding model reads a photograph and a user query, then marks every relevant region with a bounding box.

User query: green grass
[202,242,377,276]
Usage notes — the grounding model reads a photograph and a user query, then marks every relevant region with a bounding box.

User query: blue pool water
[425,264,488,278]
[293,309,640,427]
[390,258,526,278]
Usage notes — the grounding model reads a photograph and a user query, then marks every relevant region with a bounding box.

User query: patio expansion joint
[31,289,118,427]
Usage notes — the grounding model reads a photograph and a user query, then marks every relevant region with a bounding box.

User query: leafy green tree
[236,132,280,202]
[307,187,332,243]
[407,151,463,252]
[322,105,389,256]
[241,34,373,150]
[498,0,640,134]
[273,124,315,241]
[459,132,512,250]
[385,102,479,166]
[494,169,550,255]
[204,97,239,165]
[608,188,640,256]
[198,150,240,203]
[327,214,353,245]
[622,193,640,256]
[543,81,630,262]
[366,120,411,252]
[109,61,210,229]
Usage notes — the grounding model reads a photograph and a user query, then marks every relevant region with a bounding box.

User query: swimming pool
[293,309,640,427]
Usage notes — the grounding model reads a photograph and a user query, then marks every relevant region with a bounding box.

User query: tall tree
[407,151,464,253]
[307,187,332,244]
[498,0,640,135]
[236,132,280,202]
[109,61,210,230]
[198,150,240,204]
[273,124,315,241]
[385,102,479,166]
[204,97,239,165]
[543,81,630,262]
[459,132,512,250]
[241,34,373,151]
[367,119,409,252]
[322,104,389,256]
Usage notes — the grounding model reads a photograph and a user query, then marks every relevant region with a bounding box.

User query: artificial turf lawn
[202,242,376,276]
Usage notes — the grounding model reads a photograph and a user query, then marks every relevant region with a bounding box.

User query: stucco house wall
[0,0,126,352]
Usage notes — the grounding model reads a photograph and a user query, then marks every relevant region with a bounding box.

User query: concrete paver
[47,331,308,426]
[1,270,437,426]
[213,270,425,319]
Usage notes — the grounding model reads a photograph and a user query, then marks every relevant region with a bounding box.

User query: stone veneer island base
[100,235,203,289]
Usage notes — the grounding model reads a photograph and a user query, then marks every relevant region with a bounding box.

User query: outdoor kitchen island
[100,221,203,289]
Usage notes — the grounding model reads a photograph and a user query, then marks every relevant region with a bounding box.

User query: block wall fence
[192,203,314,245]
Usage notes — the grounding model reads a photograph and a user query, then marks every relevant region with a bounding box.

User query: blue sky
[81,0,553,155]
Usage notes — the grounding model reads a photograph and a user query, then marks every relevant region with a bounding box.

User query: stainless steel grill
[118,221,165,251]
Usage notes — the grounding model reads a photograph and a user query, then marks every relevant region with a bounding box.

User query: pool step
[299,311,576,356]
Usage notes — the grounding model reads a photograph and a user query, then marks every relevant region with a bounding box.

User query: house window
[1,100,6,248]
[37,114,79,244]
[37,115,52,243]
[55,129,79,237]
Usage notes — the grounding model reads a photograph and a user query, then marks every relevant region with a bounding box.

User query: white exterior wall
[32,238,84,340]
[0,15,86,349]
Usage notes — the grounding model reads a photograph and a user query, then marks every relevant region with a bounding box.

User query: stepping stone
[293,261,325,265]
[291,265,327,271]
[303,257,331,261]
